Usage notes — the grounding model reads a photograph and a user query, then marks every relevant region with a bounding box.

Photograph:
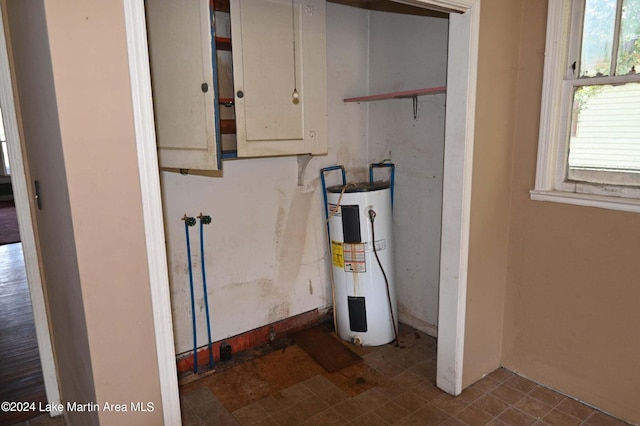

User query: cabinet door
[230,0,327,157]
[146,0,220,170]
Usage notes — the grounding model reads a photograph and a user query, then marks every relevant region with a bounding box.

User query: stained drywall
[367,11,448,331]
[162,3,370,355]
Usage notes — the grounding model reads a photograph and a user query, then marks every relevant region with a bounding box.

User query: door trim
[0,3,62,413]
[122,1,182,424]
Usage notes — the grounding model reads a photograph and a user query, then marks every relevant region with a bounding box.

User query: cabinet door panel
[146,0,220,170]
[231,0,327,157]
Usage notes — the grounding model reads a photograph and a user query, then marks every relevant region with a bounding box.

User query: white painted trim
[531,190,640,213]
[535,0,569,191]
[0,4,62,414]
[398,311,438,338]
[391,0,475,13]
[533,0,640,212]
[437,3,479,396]
[122,2,182,425]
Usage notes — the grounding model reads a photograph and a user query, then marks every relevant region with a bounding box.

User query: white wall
[162,3,370,354]
[367,12,448,330]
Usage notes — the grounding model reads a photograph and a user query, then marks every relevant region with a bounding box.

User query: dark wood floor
[0,242,47,425]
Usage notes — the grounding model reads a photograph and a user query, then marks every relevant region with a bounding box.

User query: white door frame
[0,4,61,413]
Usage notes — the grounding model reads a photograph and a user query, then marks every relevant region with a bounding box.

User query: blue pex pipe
[369,162,395,210]
[199,217,214,370]
[320,165,346,240]
[184,219,198,373]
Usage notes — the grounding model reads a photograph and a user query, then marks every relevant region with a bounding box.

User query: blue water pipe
[183,215,198,373]
[198,214,215,370]
[320,165,346,239]
[369,162,395,210]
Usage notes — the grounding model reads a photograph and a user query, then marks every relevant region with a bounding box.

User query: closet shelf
[343,86,446,103]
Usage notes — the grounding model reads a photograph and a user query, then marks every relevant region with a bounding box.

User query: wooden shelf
[220,119,236,135]
[215,37,232,51]
[343,86,446,103]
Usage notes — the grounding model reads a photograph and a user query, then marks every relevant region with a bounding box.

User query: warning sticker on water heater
[331,241,344,268]
[343,243,366,273]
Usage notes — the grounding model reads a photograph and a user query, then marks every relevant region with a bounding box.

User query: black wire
[369,210,399,347]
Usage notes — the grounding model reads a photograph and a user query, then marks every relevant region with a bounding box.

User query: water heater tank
[326,182,397,346]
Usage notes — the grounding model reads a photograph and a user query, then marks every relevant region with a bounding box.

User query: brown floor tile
[456,404,493,426]
[412,381,445,402]
[514,395,553,420]
[413,405,451,424]
[350,410,390,425]
[497,408,537,426]
[301,375,334,393]
[503,375,537,394]
[487,368,514,384]
[332,398,370,421]
[392,389,429,413]
[177,324,631,426]
[430,394,469,416]
[291,396,329,419]
[270,405,308,426]
[411,361,437,382]
[374,400,411,424]
[459,386,485,403]
[257,394,297,415]
[470,377,501,394]
[315,385,349,405]
[305,407,348,425]
[541,408,582,426]
[555,397,594,420]
[528,386,565,407]
[490,384,526,405]
[399,413,437,425]
[353,387,391,407]
[441,417,469,426]
[233,402,269,425]
[472,394,510,417]
[392,370,424,389]
[486,419,510,426]
[584,411,630,426]
[249,418,278,426]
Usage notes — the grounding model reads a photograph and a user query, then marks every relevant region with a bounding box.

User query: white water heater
[326,182,397,346]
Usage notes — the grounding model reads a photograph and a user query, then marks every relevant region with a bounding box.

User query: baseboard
[398,310,438,338]
[176,307,332,375]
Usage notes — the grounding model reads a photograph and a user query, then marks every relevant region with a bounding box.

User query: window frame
[532,0,640,213]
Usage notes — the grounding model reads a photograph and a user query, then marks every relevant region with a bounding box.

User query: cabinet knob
[201,83,209,93]
[236,90,244,98]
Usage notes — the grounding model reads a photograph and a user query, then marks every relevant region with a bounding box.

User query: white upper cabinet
[146,0,220,170]
[231,0,327,158]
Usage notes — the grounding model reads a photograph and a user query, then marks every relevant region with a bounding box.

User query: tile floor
[179,324,632,426]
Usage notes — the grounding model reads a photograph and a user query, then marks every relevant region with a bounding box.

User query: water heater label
[331,241,344,268]
[343,243,366,273]
[364,239,386,252]
[328,204,341,217]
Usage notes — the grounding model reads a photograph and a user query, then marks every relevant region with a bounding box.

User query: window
[0,108,10,176]
[532,0,640,212]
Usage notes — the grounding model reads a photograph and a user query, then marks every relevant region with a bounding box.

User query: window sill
[530,189,640,214]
